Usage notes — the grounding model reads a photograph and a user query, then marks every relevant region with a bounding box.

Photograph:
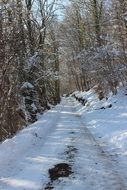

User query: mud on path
[44,120,78,189]
[44,144,77,189]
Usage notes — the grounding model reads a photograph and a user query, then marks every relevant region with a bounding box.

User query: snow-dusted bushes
[59,0,127,98]
[0,0,60,141]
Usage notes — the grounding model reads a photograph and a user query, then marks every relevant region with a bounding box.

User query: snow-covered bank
[73,87,127,184]
[0,104,62,190]
[0,104,61,164]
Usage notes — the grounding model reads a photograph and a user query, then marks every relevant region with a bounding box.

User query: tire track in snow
[68,97,126,190]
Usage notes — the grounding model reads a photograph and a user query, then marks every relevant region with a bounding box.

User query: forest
[0,0,127,141]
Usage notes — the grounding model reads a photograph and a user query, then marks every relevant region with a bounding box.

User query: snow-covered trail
[0,98,126,190]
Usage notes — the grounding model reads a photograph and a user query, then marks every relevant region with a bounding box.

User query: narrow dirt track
[0,98,126,190]
[41,98,126,190]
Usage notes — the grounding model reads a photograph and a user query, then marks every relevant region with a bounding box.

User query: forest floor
[0,92,127,190]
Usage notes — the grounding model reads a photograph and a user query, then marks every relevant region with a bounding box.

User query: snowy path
[0,98,126,190]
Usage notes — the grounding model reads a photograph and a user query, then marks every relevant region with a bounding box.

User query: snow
[0,104,62,190]
[27,52,39,69]
[1,87,127,189]
[21,82,34,89]
[31,103,37,111]
[124,13,127,21]
[74,87,127,186]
